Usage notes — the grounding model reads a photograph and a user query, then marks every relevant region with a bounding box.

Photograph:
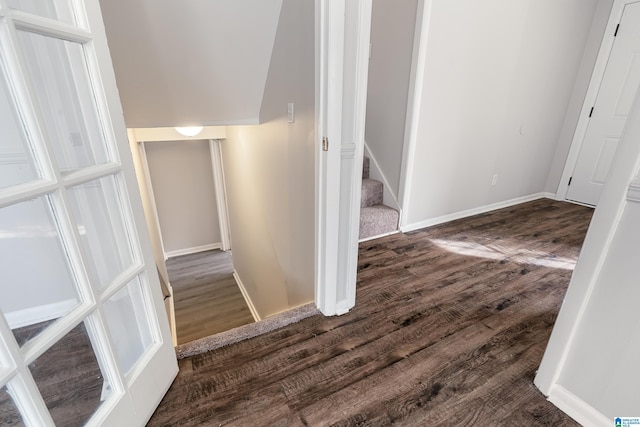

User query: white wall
[144,140,221,255]
[403,0,599,228]
[222,0,314,318]
[557,200,640,417]
[535,79,640,423]
[99,0,282,127]
[364,0,418,198]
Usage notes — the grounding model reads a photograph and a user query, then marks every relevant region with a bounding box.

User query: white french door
[0,0,177,426]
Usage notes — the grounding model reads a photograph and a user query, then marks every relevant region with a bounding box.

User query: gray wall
[145,140,221,255]
[364,0,418,198]
[222,0,315,318]
[404,0,599,228]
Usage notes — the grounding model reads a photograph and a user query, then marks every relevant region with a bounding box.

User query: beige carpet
[175,303,321,359]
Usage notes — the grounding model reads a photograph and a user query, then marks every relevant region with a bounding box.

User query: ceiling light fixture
[174,126,203,137]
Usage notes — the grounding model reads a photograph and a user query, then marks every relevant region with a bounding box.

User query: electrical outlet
[491,174,498,186]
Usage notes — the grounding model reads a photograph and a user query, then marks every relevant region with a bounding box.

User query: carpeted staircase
[360,156,399,240]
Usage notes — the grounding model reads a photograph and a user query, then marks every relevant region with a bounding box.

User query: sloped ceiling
[99,0,282,128]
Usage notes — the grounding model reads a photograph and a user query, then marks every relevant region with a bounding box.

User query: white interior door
[567,1,640,206]
[0,1,177,426]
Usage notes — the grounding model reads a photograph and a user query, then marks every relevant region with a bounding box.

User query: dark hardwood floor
[148,199,592,426]
[167,250,254,344]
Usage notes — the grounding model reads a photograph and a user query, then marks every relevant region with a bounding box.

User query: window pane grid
[0,4,166,425]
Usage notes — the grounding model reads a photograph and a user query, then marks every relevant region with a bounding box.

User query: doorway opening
[128,127,256,345]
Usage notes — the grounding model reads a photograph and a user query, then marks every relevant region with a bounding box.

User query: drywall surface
[222,0,314,318]
[364,0,418,197]
[404,0,598,226]
[144,140,221,254]
[557,199,640,417]
[545,0,615,194]
[99,0,282,127]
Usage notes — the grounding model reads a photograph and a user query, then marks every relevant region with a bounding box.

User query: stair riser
[361,179,383,208]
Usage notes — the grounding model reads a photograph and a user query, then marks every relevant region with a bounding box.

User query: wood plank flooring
[167,250,254,345]
[149,199,593,426]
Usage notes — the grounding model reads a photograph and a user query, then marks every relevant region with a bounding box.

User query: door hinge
[614,24,620,37]
[322,136,329,152]
[589,107,594,118]
[568,177,573,186]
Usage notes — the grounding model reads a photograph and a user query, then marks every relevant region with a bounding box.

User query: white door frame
[556,0,639,201]
[129,126,230,260]
[128,127,229,345]
[315,0,373,316]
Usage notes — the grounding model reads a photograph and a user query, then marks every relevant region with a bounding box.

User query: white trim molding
[233,270,261,322]
[398,0,432,228]
[547,385,610,427]
[626,182,640,202]
[209,139,232,251]
[401,192,555,233]
[363,141,400,211]
[131,126,226,142]
[164,243,222,259]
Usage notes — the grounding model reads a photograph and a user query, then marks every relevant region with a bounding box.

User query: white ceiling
[99,0,282,128]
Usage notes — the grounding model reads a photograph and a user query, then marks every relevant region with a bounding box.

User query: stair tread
[359,204,399,239]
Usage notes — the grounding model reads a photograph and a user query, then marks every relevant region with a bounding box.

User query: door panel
[0,1,177,425]
[567,1,640,205]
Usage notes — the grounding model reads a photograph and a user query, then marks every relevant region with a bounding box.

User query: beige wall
[222,0,315,318]
[145,140,221,255]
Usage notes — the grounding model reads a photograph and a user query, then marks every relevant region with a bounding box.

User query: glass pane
[7,0,76,26]
[0,196,82,346]
[29,321,111,426]
[17,31,109,175]
[0,57,39,189]
[67,175,134,291]
[102,278,154,376]
[0,383,25,427]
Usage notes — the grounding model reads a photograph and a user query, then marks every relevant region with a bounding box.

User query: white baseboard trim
[5,299,77,329]
[401,192,556,233]
[359,230,400,243]
[165,243,222,259]
[547,385,610,427]
[233,270,262,322]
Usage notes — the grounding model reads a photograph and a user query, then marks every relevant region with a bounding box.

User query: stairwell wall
[364,0,418,200]
[221,0,315,319]
[402,0,599,229]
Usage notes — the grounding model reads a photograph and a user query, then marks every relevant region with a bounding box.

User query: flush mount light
[174,126,203,137]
